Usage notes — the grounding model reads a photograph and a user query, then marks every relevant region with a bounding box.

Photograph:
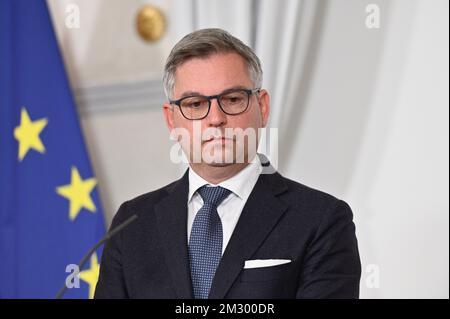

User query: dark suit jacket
[95,164,361,299]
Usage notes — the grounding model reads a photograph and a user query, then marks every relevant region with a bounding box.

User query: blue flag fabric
[0,1,106,298]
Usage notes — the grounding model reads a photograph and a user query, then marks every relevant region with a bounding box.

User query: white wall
[48,0,449,298]
[280,0,448,298]
[347,0,449,298]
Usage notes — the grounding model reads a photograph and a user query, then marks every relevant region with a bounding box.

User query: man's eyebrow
[179,91,201,98]
[178,85,250,99]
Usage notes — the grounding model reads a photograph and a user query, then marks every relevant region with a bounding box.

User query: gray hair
[163,28,263,99]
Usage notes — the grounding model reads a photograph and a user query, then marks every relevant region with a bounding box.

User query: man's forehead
[173,53,252,97]
[178,51,246,66]
[177,85,251,98]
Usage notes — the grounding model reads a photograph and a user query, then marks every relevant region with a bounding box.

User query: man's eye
[190,102,202,108]
[223,95,244,104]
[183,99,205,108]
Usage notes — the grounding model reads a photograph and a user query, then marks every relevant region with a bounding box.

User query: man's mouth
[202,136,234,144]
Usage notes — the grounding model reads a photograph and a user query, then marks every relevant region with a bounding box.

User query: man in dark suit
[95,28,361,299]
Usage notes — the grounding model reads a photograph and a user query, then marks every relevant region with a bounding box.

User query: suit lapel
[154,162,289,299]
[208,171,289,299]
[154,171,193,298]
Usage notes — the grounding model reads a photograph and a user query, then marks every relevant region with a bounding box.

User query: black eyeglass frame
[169,88,261,120]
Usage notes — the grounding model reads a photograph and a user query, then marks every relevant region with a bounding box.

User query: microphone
[55,214,138,299]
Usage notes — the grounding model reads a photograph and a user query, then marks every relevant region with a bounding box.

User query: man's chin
[187,157,234,166]
[205,161,234,167]
[201,154,253,166]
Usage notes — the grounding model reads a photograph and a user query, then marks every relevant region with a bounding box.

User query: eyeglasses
[169,88,260,120]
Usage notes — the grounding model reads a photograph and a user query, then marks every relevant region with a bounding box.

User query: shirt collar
[188,155,262,202]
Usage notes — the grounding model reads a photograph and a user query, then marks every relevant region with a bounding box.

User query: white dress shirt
[187,156,262,254]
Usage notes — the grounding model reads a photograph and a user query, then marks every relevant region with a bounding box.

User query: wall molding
[74,78,166,115]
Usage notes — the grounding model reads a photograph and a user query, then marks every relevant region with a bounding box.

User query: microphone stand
[55,214,138,299]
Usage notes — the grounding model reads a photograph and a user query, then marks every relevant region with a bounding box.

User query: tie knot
[197,186,231,207]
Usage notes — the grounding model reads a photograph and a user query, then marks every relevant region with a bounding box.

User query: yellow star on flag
[13,107,48,161]
[56,166,98,221]
[79,252,100,299]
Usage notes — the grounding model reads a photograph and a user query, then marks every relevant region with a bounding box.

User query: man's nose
[206,98,227,126]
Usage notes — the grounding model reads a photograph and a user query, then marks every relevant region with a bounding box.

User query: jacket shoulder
[110,178,180,226]
[274,173,351,220]
[284,175,340,203]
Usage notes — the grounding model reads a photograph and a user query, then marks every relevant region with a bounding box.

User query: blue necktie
[189,186,231,299]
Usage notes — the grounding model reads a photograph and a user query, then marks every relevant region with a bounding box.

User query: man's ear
[258,89,270,127]
[163,102,175,131]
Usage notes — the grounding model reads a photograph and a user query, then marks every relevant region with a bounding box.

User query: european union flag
[0,1,106,298]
